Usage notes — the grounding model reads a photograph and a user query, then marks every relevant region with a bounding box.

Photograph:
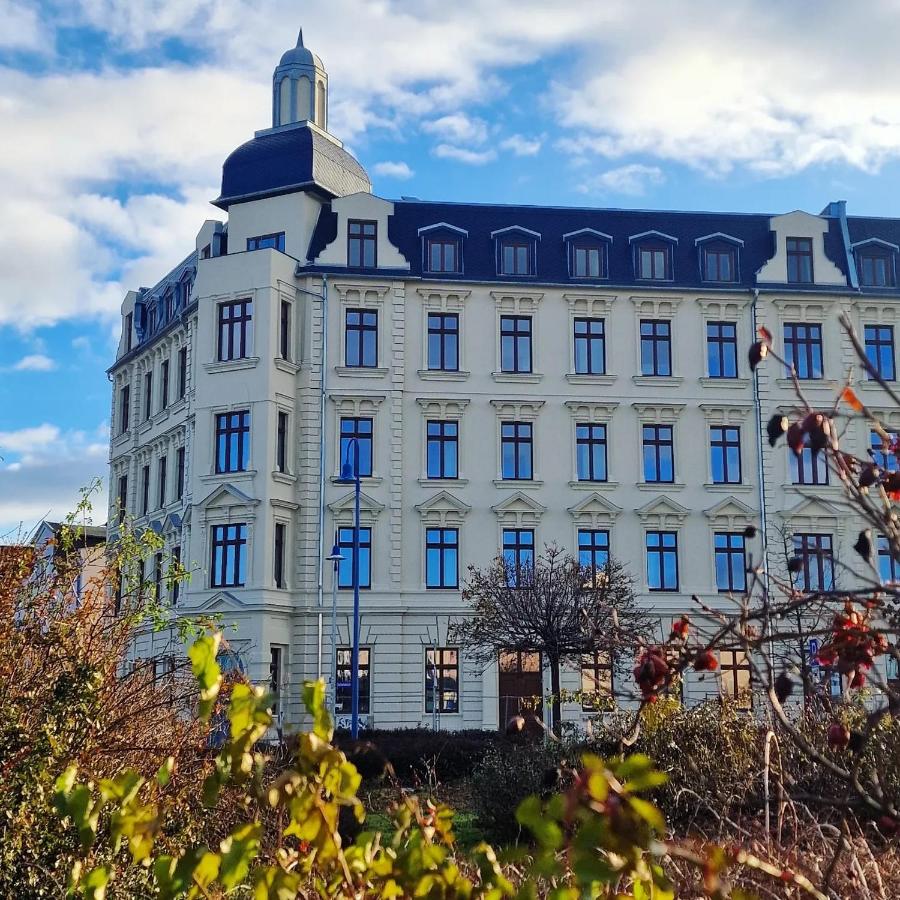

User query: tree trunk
[548,653,562,739]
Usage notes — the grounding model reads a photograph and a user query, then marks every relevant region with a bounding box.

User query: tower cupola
[272,29,328,130]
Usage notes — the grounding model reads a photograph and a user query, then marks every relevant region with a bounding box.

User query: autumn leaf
[758,325,773,342]
[842,387,864,412]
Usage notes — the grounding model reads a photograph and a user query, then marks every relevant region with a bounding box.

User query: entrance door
[498,650,543,733]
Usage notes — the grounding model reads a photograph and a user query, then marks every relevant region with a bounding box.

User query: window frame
[178,346,188,398]
[581,651,614,711]
[210,523,248,588]
[426,419,459,479]
[700,243,739,283]
[215,410,251,474]
[279,300,292,361]
[498,238,536,277]
[646,530,679,592]
[502,528,535,588]
[500,421,534,480]
[425,527,459,589]
[790,442,829,485]
[157,455,167,509]
[119,385,130,434]
[635,242,672,281]
[783,322,823,380]
[714,532,747,592]
[337,526,372,589]
[425,236,461,274]
[710,425,742,484]
[499,314,533,374]
[575,423,608,482]
[426,312,459,372]
[719,649,752,710]
[336,647,371,714]
[578,528,610,586]
[348,219,377,268]
[864,324,895,381]
[792,533,834,592]
[639,319,672,376]
[786,236,814,284]
[425,647,460,714]
[878,535,900,583]
[857,250,896,288]
[569,241,608,279]
[246,232,286,253]
[344,308,378,368]
[217,299,253,362]
[706,321,738,378]
[274,521,286,589]
[642,424,675,484]
[573,317,606,375]
[339,416,374,478]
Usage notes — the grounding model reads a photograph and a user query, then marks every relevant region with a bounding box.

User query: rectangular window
[215,411,250,474]
[570,243,606,278]
[502,528,534,587]
[274,522,286,589]
[141,465,150,516]
[581,651,613,711]
[124,312,133,353]
[154,551,163,602]
[340,417,373,477]
[217,299,252,361]
[170,546,181,604]
[500,240,534,276]
[638,245,669,280]
[337,526,372,589]
[425,527,459,589]
[427,312,459,371]
[176,446,185,500]
[647,531,678,591]
[714,532,747,592]
[703,246,736,282]
[119,385,130,434]
[573,318,606,375]
[143,371,153,421]
[246,232,285,252]
[783,322,823,379]
[710,426,741,484]
[792,533,834,591]
[871,430,898,472]
[576,423,608,482]
[276,411,289,473]
[786,237,813,283]
[720,649,752,709]
[210,523,247,588]
[117,474,128,522]
[157,456,167,509]
[160,359,169,409]
[859,253,894,287]
[178,346,188,398]
[639,319,672,376]
[345,308,378,367]
[500,315,532,373]
[280,300,292,361]
[269,646,283,715]
[578,529,609,585]
[336,647,371,714]
[878,535,900,583]
[425,648,459,713]
[642,424,674,483]
[790,444,828,485]
[348,220,377,267]
[864,325,895,381]
[706,321,738,378]
[426,420,458,479]
[500,421,533,480]
[426,238,459,274]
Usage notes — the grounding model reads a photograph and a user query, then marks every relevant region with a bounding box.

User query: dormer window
[853,240,898,288]
[348,220,377,267]
[630,231,676,281]
[419,223,466,275]
[786,237,813,283]
[695,233,742,283]
[564,229,611,279]
[493,227,540,277]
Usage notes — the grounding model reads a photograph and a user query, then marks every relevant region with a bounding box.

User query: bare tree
[449,543,652,736]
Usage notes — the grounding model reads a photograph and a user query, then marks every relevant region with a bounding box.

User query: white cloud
[578,164,665,196]
[500,134,542,156]
[433,144,497,165]
[0,0,44,49]
[0,424,61,457]
[12,354,56,371]
[422,113,489,145]
[372,160,415,179]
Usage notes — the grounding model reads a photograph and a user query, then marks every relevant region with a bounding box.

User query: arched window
[296,75,311,121]
[316,80,326,127]
[279,78,291,126]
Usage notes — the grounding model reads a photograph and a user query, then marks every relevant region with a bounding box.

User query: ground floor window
[425,647,459,713]
[581,651,614,711]
[719,648,752,709]
[335,647,371,715]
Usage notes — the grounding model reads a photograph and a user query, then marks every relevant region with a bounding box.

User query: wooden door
[498,650,543,734]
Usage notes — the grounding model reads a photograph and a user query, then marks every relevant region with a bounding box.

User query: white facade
[108,34,897,732]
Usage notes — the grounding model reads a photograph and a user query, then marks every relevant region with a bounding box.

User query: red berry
[693,650,718,672]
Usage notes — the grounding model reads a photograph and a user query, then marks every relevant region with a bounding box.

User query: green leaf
[219,822,261,890]
[188,633,222,721]
[81,865,112,900]
[253,867,302,899]
[157,756,175,788]
[303,680,333,740]
[627,796,666,834]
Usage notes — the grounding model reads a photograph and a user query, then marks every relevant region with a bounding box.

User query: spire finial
[297,29,304,47]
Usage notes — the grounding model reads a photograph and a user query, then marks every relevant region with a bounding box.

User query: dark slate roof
[214,124,371,210]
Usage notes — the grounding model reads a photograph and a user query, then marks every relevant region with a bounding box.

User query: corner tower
[273,30,328,130]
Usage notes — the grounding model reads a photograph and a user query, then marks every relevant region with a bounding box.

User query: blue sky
[2,0,900,536]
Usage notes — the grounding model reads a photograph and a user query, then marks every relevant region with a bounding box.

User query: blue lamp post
[337,437,362,739]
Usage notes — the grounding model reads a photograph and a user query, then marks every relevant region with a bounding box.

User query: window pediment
[568,492,622,528]
[491,289,543,313]
[491,398,544,421]
[330,394,385,416]
[628,230,678,245]
[704,497,756,529]
[416,397,469,419]
[328,490,384,525]
[629,296,682,318]
[415,490,471,526]
[699,403,753,425]
[632,402,685,424]
[695,232,744,247]
[417,287,470,310]
[779,496,841,531]
[491,491,546,527]
[418,222,469,237]
[564,400,617,422]
[637,495,689,527]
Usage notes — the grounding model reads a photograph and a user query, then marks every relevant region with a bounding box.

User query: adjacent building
[108,30,900,730]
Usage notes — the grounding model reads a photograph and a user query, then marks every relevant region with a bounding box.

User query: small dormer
[492,226,540,277]
[629,230,677,281]
[852,238,898,288]
[418,223,466,275]
[563,228,611,279]
[756,211,845,286]
[695,232,742,283]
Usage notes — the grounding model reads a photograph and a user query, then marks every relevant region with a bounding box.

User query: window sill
[703,482,753,492]
[782,482,840,494]
[416,369,471,381]
[699,377,751,389]
[199,470,257,483]
[138,419,153,435]
[330,475,384,487]
[636,481,685,491]
[631,375,684,387]
[492,371,544,384]
[568,480,620,490]
[774,377,839,390]
[418,477,469,488]
[335,366,389,378]
[204,357,260,374]
[151,409,170,427]
[274,358,301,375]
[168,397,187,415]
[493,479,543,489]
[857,379,897,391]
[112,432,131,448]
[565,373,617,386]
[272,471,298,485]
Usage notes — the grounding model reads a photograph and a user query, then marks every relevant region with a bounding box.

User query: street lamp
[337,437,362,739]
[325,538,345,720]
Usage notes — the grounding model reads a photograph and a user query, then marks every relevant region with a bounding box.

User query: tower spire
[297,28,303,47]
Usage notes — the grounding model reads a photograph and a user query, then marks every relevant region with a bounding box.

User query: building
[108,30,900,731]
